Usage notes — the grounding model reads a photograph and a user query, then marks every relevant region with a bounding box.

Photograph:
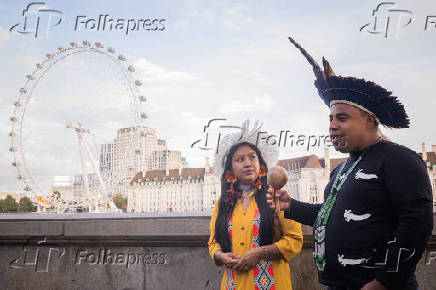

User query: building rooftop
[278,155,321,170]
[132,168,205,184]
[279,154,347,173]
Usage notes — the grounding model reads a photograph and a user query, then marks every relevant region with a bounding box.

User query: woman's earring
[259,164,266,178]
[224,171,237,205]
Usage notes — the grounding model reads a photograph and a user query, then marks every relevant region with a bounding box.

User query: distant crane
[66,122,117,212]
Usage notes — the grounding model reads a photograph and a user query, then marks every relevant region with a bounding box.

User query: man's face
[329,103,371,153]
[231,145,260,186]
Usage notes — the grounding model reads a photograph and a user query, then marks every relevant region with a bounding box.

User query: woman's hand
[232,248,263,271]
[214,251,241,268]
[266,187,291,210]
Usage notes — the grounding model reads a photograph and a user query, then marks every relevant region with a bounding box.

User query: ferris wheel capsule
[128,65,135,72]
[141,113,148,119]
[19,88,27,94]
[12,162,20,167]
[26,74,35,80]
[135,80,142,86]
[46,53,54,59]
[14,101,21,107]
[36,63,43,69]
[139,96,146,102]
[9,132,16,137]
[9,146,16,152]
[118,55,126,61]
[24,186,31,191]
[135,149,141,154]
[17,175,22,180]
[58,47,66,52]
[10,116,18,122]
[71,42,78,48]
[83,40,91,47]
[107,47,115,53]
[95,42,103,48]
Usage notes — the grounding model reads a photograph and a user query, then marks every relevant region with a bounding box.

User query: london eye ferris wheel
[9,40,147,212]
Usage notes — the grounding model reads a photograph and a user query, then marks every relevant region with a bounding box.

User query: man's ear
[366,114,377,129]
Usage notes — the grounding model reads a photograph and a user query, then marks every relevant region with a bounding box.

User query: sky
[0,0,435,194]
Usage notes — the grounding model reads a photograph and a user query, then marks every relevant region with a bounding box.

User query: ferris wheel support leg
[76,131,91,210]
[82,136,118,212]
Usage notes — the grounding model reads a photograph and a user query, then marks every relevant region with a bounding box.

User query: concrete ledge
[0,213,435,290]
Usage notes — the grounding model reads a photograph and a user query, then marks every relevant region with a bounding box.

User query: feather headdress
[288,37,409,128]
[213,119,278,178]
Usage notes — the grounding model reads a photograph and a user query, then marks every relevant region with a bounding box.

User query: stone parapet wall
[0,213,434,290]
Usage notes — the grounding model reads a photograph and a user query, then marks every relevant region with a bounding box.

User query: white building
[157,139,167,152]
[152,150,182,170]
[278,148,346,204]
[113,126,164,196]
[73,173,101,200]
[127,157,220,213]
[100,143,114,191]
[420,143,436,204]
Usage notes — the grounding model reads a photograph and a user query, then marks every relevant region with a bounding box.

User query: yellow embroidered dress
[208,197,303,290]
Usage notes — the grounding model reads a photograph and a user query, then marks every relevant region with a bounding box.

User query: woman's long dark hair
[214,142,274,253]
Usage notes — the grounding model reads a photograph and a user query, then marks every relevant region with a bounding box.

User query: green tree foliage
[18,196,35,212]
[113,193,127,211]
[3,195,17,212]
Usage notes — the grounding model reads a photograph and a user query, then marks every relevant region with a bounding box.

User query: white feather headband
[213,119,279,178]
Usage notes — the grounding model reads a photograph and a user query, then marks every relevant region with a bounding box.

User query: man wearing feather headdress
[267,37,433,290]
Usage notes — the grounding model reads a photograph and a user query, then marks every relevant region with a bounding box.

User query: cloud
[222,4,252,29]
[172,8,217,33]
[0,28,10,47]
[133,58,197,84]
[217,93,275,114]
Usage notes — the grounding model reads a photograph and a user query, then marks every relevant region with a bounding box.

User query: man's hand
[266,186,291,210]
[232,248,262,271]
[361,280,387,290]
[214,251,240,268]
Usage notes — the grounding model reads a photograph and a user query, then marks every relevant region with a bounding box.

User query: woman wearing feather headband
[267,37,433,290]
[208,120,303,290]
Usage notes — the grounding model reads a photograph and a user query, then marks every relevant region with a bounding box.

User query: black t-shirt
[286,140,433,289]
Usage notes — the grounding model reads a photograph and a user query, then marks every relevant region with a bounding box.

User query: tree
[18,196,35,212]
[0,199,4,213]
[52,191,61,199]
[113,193,127,211]
[3,195,17,212]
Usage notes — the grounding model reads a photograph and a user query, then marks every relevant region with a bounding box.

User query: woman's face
[231,145,260,186]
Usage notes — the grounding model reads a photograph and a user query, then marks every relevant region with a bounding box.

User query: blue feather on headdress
[288,37,410,129]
